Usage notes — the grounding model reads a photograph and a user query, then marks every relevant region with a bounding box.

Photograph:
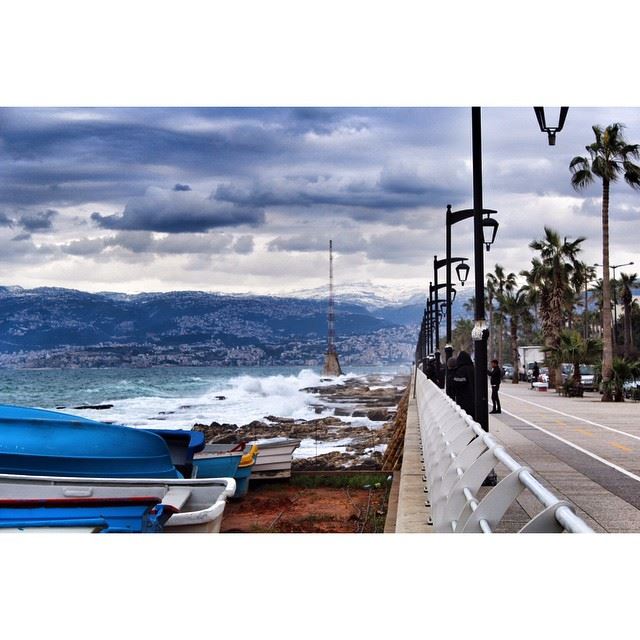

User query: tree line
[451,122,640,402]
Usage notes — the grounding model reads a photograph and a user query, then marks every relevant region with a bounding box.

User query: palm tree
[486,271,497,360]
[543,329,601,389]
[570,123,640,401]
[497,284,531,383]
[526,227,585,387]
[488,264,515,366]
[571,262,597,340]
[609,357,640,402]
[619,271,638,358]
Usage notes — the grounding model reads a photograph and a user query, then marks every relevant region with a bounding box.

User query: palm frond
[569,156,589,170]
[570,168,593,190]
[623,160,640,189]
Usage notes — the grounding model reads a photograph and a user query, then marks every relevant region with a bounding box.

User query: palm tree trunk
[624,301,631,359]
[510,318,519,384]
[601,179,614,401]
[488,294,495,359]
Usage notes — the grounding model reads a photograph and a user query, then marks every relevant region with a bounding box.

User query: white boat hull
[0,473,236,533]
[250,438,300,479]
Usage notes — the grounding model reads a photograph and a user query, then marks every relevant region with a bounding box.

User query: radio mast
[322,239,343,376]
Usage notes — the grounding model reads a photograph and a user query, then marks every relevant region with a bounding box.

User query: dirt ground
[221,475,391,533]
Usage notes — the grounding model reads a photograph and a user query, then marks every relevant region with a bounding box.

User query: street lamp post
[594,261,634,348]
[444,206,495,343]
[433,254,463,347]
[534,107,569,146]
[470,107,490,434]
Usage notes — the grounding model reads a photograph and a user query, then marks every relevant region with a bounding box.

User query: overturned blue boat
[0,404,180,479]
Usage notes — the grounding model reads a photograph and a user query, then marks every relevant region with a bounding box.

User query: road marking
[501,408,640,484]
[610,442,633,453]
[500,392,640,442]
[574,428,593,437]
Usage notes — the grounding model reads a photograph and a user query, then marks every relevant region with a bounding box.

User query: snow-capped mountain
[281,281,428,310]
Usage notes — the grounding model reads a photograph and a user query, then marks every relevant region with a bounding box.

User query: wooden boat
[0,473,235,533]
[0,404,180,479]
[249,438,301,479]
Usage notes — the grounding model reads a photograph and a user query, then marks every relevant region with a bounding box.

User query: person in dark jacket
[531,361,540,388]
[452,350,475,419]
[445,356,457,400]
[489,359,502,414]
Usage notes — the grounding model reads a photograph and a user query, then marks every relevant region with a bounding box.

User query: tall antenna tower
[322,239,343,376]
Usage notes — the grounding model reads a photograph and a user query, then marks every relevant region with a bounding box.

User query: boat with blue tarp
[0,404,180,479]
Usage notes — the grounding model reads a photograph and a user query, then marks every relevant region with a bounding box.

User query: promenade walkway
[489,382,640,532]
[392,378,640,533]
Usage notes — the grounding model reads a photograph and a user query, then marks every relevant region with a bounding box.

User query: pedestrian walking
[489,359,501,414]
[445,356,457,400]
[452,350,475,419]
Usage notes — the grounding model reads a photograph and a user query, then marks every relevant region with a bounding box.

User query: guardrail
[415,369,593,533]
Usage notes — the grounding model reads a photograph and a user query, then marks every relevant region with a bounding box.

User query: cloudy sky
[1,107,639,295]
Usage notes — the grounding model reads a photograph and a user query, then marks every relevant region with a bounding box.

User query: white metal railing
[415,369,593,533]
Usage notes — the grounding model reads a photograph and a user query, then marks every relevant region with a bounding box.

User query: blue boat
[0,404,180,479]
[0,496,172,533]
[146,428,205,478]
[194,443,258,498]
[193,448,244,480]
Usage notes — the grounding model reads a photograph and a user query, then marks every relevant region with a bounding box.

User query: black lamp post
[534,107,569,146]
[433,254,463,350]
[445,205,497,344]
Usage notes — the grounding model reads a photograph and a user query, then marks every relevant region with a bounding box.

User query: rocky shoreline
[193,373,410,470]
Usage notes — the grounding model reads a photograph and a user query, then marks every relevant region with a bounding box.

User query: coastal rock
[72,404,114,410]
[367,408,392,421]
[192,374,410,470]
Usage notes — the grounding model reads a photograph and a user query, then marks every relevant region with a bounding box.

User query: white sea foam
[70,368,354,430]
[294,437,353,459]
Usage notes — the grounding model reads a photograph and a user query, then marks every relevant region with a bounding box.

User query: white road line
[500,392,640,443]
[501,408,640,484]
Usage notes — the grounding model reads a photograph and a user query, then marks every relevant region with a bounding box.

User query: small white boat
[249,438,301,479]
[0,473,235,533]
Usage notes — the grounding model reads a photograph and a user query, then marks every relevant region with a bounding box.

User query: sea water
[0,365,408,457]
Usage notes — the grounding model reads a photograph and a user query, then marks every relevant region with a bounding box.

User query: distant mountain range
[0,284,474,367]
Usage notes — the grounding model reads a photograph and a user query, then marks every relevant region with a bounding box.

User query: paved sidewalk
[488,382,640,532]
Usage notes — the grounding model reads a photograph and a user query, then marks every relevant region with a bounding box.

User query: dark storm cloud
[1,106,639,288]
[215,174,460,213]
[18,209,57,231]
[91,187,265,233]
[60,231,255,257]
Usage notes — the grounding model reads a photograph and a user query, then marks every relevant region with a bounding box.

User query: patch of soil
[221,479,389,533]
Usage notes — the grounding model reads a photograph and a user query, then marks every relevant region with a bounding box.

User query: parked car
[560,363,597,391]
[537,367,549,383]
[502,363,514,379]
